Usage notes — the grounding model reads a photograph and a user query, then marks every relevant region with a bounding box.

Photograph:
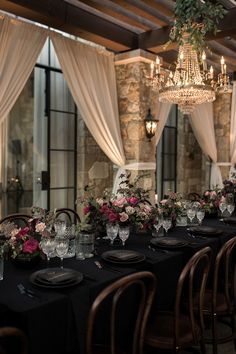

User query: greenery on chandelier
[169,0,227,52]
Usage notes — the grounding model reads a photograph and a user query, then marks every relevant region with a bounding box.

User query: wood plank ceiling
[1,0,236,74]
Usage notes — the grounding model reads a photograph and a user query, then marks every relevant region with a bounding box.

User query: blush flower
[112,197,127,208]
[119,212,129,222]
[22,238,39,254]
[35,222,46,234]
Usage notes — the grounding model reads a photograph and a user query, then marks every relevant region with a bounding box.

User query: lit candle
[224,63,227,74]
[155,194,158,205]
[210,65,214,79]
[179,52,184,69]
[150,61,154,78]
[202,51,207,71]
[221,56,225,74]
[156,56,160,74]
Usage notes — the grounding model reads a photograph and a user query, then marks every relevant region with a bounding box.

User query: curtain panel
[190,103,223,188]
[230,82,236,165]
[0,15,47,124]
[51,32,125,167]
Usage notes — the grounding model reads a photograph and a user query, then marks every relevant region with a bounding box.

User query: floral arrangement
[158,192,184,219]
[1,207,56,259]
[199,188,222,214]
[78,173,154,231]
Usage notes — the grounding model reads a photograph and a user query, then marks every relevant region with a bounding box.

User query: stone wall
[76,114,113,208]
[213,92,232,181]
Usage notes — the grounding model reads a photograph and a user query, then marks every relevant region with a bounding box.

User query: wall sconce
[144,109,158,141]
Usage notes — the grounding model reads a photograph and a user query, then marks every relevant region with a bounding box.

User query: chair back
[0,326,28,354]
[174,246,212,348]
[0,214,31,228]
[212,235,236,312]
[86,271,156,354]
[55,208,80,224]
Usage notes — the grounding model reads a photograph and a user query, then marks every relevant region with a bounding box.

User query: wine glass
[219,202,227,219]
[162,218,172,234]
[187,208,196,224]
[54,220,66,237]
[153,216,164,237]
[227,203,235,216]
[118,225,130,246]
[196,210,205,225]
[40,237,56,264]
[106,223,119,245]
[55,237,69,268]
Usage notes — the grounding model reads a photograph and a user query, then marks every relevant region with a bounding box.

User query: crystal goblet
[106,223,119,245]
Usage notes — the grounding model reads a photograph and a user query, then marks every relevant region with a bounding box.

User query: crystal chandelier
[145,33,231,114]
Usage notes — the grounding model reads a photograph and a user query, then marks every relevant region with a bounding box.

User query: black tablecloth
[0,217,235,354]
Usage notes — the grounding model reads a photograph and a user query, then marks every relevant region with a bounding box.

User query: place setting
[101,249,146,265]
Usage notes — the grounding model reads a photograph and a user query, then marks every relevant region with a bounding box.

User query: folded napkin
[107,251,140,261]
[37,270,76,284]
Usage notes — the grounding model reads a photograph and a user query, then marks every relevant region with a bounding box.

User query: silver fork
[94,260,122,273]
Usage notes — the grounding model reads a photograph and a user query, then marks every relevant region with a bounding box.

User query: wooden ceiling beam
[0,0,138,49]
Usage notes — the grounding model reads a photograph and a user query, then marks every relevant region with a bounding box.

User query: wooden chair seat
[145,312,201,349]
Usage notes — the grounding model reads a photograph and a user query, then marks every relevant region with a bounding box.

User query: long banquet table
[0,216,236,354]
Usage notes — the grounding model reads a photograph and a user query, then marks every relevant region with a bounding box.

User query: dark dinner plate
[101,250,145,264]
[150,238,188,248]
[223,217,236,225]
[30,268,83,289]
[187,226,223,236]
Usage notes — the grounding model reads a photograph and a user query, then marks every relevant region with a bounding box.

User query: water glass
[106,223,119,245]
[187,208,196,224]
[40,237,56,262]
[219,202,227,219]
[64,225,76,258]
[55,237,69,268]
[196,210,205,225]
[118,225,130,246]
[54,220,66,237]
[227,203,235,216]
[153,216,164,237]
[163,218,172,234]
[76,232,95,259]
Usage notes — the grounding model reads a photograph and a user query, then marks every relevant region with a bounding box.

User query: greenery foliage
[169,0,227,52]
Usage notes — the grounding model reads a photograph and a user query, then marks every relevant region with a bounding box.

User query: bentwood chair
[200,235,236,354]
[86,271,156,354]
[55,208,81,224]
[144,246,212,354]
[0,214,31,228]
[0,327,28,354]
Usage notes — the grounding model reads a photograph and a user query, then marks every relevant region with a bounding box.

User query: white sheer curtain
[230,82,236,177]
[153,102,172,147]
[51,32,125,167]
[190,103,223,188]
[0,15,47,124]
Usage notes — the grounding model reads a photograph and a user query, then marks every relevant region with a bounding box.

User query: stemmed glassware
[187,208,196,225]
[106,223,119,245]
[55,237,69,268]
[40,237,56,264]
[196,210,205,225]
[153,216,164,237]
[54,220,66,237]
[162,218,172,234]
[219,202,227,219]
[118,225,130,246]
[227,203,235,216]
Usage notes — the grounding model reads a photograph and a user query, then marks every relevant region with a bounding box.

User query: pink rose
[108,212,119,222]
[160,199,168,205]
[128,197,139,205]
[100,205,110,214]
[112,197,127,208]
[210,191,217,197]
[205,191,210,196]
[22,238,39,254]
[83,206,90,215]
[119,212,129,222]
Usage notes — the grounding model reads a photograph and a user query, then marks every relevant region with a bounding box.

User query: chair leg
[212,313,218,354]
[231,313,236,350]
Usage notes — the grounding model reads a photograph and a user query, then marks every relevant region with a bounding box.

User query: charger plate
[187,226,223,237]
[150,238,187,248]
[101,250,145,264]
[30,267,83,289]
[223,217,236,225]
